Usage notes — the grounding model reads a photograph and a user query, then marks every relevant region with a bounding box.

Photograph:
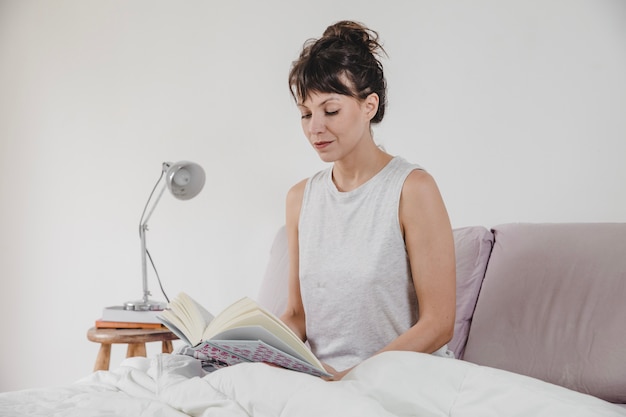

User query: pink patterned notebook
[193,339,330,377]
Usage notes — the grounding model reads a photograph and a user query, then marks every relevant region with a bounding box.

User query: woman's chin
[315,150,339,163]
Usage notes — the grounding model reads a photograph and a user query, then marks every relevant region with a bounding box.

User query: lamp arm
[138,162,170,231]
[139,182,167,305]
[140,182,167,230]
[125,165,169,311]
[139,223,150,303]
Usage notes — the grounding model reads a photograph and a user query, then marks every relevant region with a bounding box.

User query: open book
[157,292,329,377]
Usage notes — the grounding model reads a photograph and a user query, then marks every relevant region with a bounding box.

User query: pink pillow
[448,226,494,358]
[257,226,289,317]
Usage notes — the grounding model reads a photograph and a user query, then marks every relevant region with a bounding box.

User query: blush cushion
[257,226,289,317]
[448,226,494,358]
[462,223,626,403]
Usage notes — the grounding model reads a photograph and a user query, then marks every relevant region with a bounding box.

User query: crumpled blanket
[1,351,625,417]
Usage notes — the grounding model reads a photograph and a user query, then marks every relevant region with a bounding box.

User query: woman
[280,20,456,380]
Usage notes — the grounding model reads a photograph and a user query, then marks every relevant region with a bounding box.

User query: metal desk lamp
[123,161,205,312]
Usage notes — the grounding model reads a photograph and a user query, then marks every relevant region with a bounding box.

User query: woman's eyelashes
[300,109,339,120]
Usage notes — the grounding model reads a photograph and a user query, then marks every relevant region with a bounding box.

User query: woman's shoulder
[289,176,308,192]
[287,177,308,205]
[399,167,448,228]
[402,168,438,196]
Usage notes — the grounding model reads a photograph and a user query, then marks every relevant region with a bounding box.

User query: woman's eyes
[300,110,339,120]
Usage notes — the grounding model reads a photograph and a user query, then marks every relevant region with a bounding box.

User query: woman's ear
[363,93,380,121]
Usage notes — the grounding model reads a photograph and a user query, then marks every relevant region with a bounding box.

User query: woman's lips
[314,141,333,149]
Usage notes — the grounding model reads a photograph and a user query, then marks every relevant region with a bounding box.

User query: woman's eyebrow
[299,97,339,109]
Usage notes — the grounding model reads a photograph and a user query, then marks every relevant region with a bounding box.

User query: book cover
[95,319,166,329]
[200,340,330,378]
[101,306,163,324]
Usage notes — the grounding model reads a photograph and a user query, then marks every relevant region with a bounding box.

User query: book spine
[95,320,166,329]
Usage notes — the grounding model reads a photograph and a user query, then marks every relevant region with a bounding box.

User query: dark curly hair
[288,21,388,124]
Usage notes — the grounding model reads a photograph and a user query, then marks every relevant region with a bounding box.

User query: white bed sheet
[1,351,625,417]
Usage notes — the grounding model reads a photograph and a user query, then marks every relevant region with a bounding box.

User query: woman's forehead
[299,92,348,108]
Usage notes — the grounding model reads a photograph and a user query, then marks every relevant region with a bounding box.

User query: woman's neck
[332,145,392,192]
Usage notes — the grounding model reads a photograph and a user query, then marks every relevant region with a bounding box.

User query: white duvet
[1,351,625,417]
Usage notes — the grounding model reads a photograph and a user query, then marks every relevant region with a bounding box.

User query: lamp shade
[165,161,205,200]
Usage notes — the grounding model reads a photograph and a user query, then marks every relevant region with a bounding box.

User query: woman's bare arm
[379,169,456,355]
[279,179,308,342]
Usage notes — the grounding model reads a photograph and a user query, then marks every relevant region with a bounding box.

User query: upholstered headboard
[463,223,626,404]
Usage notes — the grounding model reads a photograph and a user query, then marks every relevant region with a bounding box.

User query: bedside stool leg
[126,343,147,358]
[162,340,173,354]
[94,343,111,372]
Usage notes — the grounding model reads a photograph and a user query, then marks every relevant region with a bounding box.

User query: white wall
[1,0,624,392]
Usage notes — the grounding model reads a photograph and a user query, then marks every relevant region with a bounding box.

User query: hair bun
[321,20,384,56]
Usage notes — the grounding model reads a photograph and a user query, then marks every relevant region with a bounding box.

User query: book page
[201,299,317,366]
[158,308,195,344]
[202,297,258,337]
[157,315,192,345]
[180,292,214,328]
[210,325,308,363]
[158,292,215,345]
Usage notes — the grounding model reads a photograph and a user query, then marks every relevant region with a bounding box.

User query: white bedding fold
[1,352,625,417]
[344,351,626,417]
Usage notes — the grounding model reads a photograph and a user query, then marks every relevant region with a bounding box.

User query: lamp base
[123,299,167,311]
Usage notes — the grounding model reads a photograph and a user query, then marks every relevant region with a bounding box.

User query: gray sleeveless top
[298,156,425,369]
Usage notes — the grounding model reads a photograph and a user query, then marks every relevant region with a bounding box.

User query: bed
[2,223,625,416]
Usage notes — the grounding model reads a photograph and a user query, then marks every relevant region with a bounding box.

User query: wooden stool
[87,327,179,371]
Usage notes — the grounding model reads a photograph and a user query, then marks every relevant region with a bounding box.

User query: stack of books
[96,305,166,329]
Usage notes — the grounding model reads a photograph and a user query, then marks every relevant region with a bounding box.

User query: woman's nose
[308,112,325,135]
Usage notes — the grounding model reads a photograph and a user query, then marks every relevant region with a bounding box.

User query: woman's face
[297,91,377,163]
